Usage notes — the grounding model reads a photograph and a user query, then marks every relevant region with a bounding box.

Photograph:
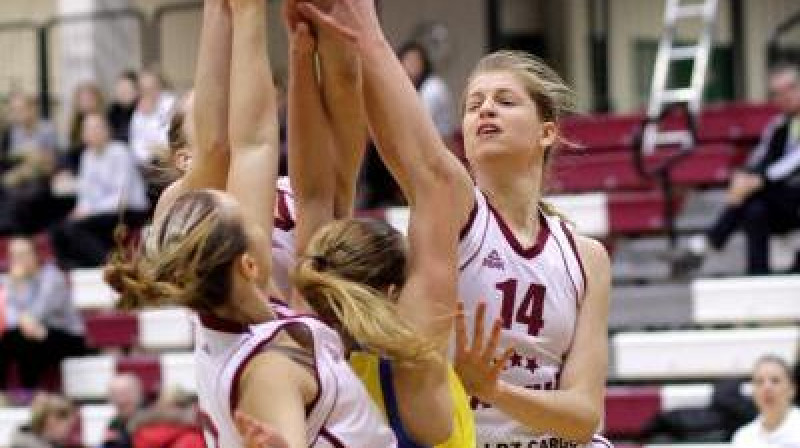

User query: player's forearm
[491,381,600,443]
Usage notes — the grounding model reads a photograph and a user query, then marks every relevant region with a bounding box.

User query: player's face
[751,361,795,415]
[463,71,555,168]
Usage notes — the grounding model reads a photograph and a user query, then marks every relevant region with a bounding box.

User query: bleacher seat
[62,355,116,400]
[605,386,661,437]
[609,191,677,235]
[610,283,692,330]
[71,269,117,310]
[548,193,609,237]
[692,275,800,324]
[613,326,800,380]
[138,308,193,350]
[159,353,196,393]
[0,408,30,448]
[79,404,115,447]
[84,311,139,349]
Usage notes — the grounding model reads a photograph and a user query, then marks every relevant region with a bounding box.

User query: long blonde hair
[293,219,437,365]
[105,190,249,313]
[464,50,576,221]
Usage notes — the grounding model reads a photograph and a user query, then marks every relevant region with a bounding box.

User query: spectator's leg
[740,197,771,275]
[706,205,744,251]
[3,329,41,389]
[0,332,10,388]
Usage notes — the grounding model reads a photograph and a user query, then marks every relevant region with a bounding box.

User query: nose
[478,101,497,119]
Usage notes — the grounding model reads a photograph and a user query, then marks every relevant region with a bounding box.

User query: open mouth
[477,123,502,137]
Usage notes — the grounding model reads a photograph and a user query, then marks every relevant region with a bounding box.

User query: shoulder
[573,234,610,276]
[731,419,758,444]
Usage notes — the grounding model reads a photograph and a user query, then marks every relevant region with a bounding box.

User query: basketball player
[285,8,475,446]
[298,1,613,446]
[106,1,398,446]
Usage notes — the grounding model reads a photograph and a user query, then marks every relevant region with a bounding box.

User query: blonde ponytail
[293,257,437,365]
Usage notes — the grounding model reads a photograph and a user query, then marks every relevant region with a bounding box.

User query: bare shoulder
[572,234,611,293]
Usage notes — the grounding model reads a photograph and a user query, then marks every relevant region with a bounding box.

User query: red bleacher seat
[605,386,662,437]
[117,355,161,399]
[84,311,139,349]
[561,114,642,149]
[608,191,683,235]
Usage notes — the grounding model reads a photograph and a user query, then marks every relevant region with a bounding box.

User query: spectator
[129,70,175,166]
[102,374,144,448]
[0,93,60,234]
[128,385,204,448]
[681,64,800,275]
[108,71,139,144]
[732,355,800,447]
[50,113,149,268]
[398,41,455,141]
[65,82,105,173]
[10,393,78,448]
[0,236,87,390]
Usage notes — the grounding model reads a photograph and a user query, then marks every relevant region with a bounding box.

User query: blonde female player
[106,0,399,446]
[284,7,474,446]
[298,1,613,446]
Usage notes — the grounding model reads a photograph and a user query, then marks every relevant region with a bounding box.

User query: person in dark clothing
[682,64,800,275]
[0,236,87,390]
[107,71,139,144]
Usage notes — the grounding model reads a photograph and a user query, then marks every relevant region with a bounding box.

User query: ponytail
[292,257,437,365]
[538,200,571,224]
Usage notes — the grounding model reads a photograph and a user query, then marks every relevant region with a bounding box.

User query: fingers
[473,301,486,351]
[296,2,358,43]
[290,21,317,56]
[482,318,504,363]
[454,302,467,355]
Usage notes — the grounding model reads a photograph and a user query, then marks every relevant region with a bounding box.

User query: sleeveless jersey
[193,310,397,448]
[271,176,297,297]
[349,351,476,448]
[458,188,611,448]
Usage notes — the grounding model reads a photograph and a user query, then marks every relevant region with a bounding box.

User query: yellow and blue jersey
[349,352,475,448]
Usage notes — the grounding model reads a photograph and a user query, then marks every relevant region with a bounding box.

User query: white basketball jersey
[194,309,397,448]
[458,188,609,448]
[271,176,297,297]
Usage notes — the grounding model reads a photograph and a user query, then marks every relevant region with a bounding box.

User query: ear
[236,252,261,283]
[175,149,191,173]
[539,121,557,149]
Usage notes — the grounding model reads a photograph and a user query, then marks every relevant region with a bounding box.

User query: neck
[215,286,274,326]
[762,407,790,431]
[474,161,543,231]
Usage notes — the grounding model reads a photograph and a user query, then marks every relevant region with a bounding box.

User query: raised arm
[227,0,281,270]
[297,0,473,218]
[287,21,337,254]
[184,0,231,192]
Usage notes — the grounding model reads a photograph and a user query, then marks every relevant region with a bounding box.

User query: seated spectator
[399,41,456,142]
[682,64,800,275]
[0,236,87,390]
[732,355,800,447]
[103,373,145,448]
[65,81,105,173]
[0,92,61,234]
[128,385,204,448]
[108,71,140,144]
[50,113,149,268]
[129,70,175,166]
[10,393,78,448]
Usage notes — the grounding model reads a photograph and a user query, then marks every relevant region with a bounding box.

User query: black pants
[707,182,800,274]
[50,211,149,268]
[0,327,87,389]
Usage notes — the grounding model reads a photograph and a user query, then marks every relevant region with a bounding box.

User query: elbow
[563,405,602,443]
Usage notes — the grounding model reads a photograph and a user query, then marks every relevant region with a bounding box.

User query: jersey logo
[482,249,505,270]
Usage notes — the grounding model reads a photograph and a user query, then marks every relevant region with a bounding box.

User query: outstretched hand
[454,302,514,403]
[235,410,289,448]
[291,0,380,45]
